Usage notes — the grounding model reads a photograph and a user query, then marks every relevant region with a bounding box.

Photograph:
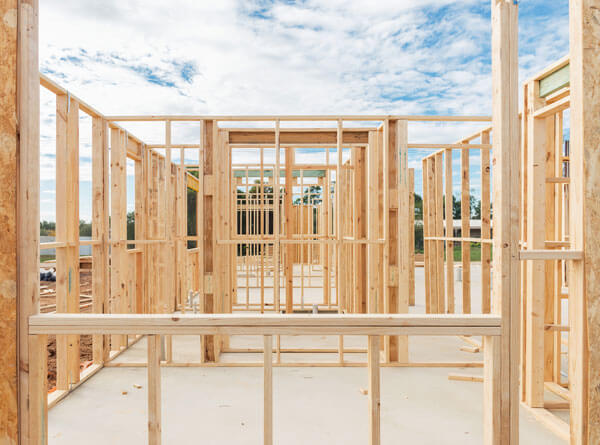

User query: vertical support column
[367,131,381,314]
[274,121,281,311]
[164,122,174,319]
[17,0,40,440]
[29,334,47,445]
[148,334,162,445]
[408,168,416,307]
[435,152,445,314]
[135,154,145,314]
[485,1,520,443]
[352,146,367,313]
[569,1,600,443]
[110,128,128,350]
[519,84,529,404]
[543,113,557,386]
[422,158,431,313]
[0,2,20,440]
[197,122,205,309]
[285,146,294,313]
[424,157,437,312]
[461,143,471,313]
[525,80,546,408]
[56,94,80,389]
[201,120,216,362]
[393,120,409,362]
[336,121,345,360]
[322,149,330,307]
[264,335,273,445]
[92,117,110,362]
[481,132,492,313]
[445,149,455,313]
[368,335,381,445]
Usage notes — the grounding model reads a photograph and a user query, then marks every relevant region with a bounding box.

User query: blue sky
[38,0,569,222]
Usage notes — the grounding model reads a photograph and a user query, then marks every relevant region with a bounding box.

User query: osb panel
[0,1,19,443]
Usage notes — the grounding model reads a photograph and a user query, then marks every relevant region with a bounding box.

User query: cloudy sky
[38,0,570,222]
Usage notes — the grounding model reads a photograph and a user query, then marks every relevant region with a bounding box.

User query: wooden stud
[568,0,600,442]
[485,1,520,443]
[1,2,21,441]
[148,335,162,445]
[461,142,471,314]
[445,149,455,313]
[481,132,491,313]
[92,117,110,363]
[368,335,381,445]
[264,335,273,445]
[525,80,546,408]
[56,94,81,389]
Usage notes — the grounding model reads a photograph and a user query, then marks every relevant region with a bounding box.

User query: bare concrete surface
[48,266,568,444]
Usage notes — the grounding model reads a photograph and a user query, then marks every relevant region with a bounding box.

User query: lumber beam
[228,129,369,145]
[0,1,19,442]
[56,94,81,389]
[568,0,600,443]
[525,79,546,408]
[485,1,520,443]
[92,117,110,363]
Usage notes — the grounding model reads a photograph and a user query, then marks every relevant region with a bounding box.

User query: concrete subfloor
[48,265,568,444]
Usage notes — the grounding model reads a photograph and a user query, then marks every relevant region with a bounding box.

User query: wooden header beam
[29,314,502,336]
[104,115,492,122]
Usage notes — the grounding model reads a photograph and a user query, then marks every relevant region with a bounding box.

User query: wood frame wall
[6,0,600,443]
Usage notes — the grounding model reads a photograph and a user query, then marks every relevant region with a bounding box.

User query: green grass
[40,255,56,263]
[414,243,489,262]
[453,243,482,262]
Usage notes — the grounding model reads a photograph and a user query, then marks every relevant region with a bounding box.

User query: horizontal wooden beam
[229,129,369,145]
[519,249,583,260]
[533,96,570,119]
[104,115,493,122]
[29,314,502,336]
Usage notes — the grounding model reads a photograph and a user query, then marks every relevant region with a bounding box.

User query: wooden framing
[567,1,600,442]
[8,2,600,443]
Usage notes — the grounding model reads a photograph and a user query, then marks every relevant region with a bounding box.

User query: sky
[38,0,570,222]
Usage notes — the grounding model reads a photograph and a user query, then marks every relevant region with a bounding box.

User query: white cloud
[37,0,569,220]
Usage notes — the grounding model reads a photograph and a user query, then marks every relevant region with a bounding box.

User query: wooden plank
[525,79,546,408]
[274,121,281,311]
[395,121,409,362]
[448,372,483,383]
[201,120,216,362]
[92,117,110,363]
[461,142,471,314]
[543,115,557,386]
[408,168,416,307]
[520,250,583,260]
[568,1,600,443]
[367,131,380,314]
[264,335,273,445]
[148,335,162,445]
[228,129,369,145]
[56,94,81,389]
[28,335,48,445]
[435,153,445,314]
[368,335,380,445]
[285,145,293,313]
[485,1,520,442]
[480,132,491,314]
[445,149,455,313]
[110,127,128,350]
[0,1,19,441]
[29,313,503,338]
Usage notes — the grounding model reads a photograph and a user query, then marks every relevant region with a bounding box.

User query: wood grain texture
[569,1,600,443]
[0,1,18,442]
